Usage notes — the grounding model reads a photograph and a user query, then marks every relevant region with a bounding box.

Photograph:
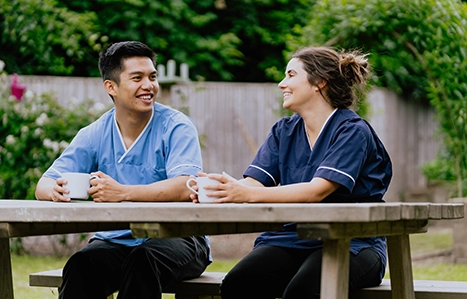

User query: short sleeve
[243,123,281,187]
[43,127,96,180]
[164,115,203,178]
[314,120,370,192]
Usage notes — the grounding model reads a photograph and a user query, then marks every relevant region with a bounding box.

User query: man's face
[106,56,159,116]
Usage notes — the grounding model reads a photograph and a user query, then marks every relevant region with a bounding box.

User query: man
[35,41,211,299]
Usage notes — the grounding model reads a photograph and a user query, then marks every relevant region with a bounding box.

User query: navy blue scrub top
[244,109,392,280]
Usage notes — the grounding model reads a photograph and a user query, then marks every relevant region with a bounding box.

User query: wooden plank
[400,203,429,220]
[32,268,467,299]
[30,269,62,287]
[3,222,129,238]
[428,204,442,219]
[0,201,404,223]
[131,222,284,238]
[383,203,402,221]
[1,201,462,224]
[441,203,464,219]
[320,238,351,299]
[296,221,428,240]
[0,238,14,299]
[164,272,225,295]
[350,279,467,299]
[387,235,415,299]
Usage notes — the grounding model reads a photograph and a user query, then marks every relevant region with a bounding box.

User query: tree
[287,0,467,196]
[0,0,103,76]
[1,0,314,81]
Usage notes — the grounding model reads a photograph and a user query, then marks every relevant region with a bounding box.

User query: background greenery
[0,72,107,200]
[0,0,314,82]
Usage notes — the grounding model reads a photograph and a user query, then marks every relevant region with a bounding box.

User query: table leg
[321,238,351,299]
[387,235,415,299]
[0,237,14,299]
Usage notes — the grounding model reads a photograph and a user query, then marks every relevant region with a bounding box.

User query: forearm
[35,177,55,201]
[123,176,192,202]
[247,179,339,203]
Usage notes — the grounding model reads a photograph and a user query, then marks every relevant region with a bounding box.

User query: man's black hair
[98,41,157,84]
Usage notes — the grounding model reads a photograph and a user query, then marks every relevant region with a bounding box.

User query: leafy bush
[0,71,107,199]
[286,0,467,196]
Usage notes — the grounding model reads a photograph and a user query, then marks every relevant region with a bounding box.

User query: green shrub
[0,70,107,200]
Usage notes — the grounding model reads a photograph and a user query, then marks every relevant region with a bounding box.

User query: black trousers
[220,245,383,299]
[59,237,211,299]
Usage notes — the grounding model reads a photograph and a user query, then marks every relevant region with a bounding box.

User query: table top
[0,199,463,223]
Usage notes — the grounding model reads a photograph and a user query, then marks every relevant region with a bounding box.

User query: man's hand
[51,177,72,202]
[89,171,127,202]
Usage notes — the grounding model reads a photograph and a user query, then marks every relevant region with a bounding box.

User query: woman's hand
[203,172,252,203]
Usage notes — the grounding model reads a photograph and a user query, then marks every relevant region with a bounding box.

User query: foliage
[286,0,467,196]
[0,72,106,200]
[0,0,104,76]
[0,0,314,81]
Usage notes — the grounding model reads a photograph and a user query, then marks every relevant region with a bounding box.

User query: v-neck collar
[115,106,154,163]
[304,108,337,151]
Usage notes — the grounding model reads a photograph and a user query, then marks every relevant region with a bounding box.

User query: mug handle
[185,177,198,194]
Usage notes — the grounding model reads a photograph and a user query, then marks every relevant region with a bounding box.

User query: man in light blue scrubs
[35,41,211,299]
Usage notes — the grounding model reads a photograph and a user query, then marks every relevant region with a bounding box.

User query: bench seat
[30,269,467,299]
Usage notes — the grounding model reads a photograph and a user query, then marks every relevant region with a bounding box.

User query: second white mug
[186,177,222,203]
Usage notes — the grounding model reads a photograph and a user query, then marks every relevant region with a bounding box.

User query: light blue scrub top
[43,102,204,247]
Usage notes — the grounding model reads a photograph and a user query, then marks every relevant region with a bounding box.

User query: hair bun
[339,51,370,85]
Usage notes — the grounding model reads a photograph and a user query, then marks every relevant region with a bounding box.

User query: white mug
[62,172,92,199]
[186,177,222,203]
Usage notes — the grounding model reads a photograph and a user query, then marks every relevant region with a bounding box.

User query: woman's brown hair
[292,46,370,109]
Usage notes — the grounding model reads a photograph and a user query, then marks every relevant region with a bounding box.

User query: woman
[194,46,392,298]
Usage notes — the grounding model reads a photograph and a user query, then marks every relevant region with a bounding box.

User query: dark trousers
[59,237,211,299]
[220,245,382,299]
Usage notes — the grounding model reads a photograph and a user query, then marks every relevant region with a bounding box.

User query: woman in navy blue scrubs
[196,46,392,298]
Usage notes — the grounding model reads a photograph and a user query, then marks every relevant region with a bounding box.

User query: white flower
[36,113,48,126]
[0,60,5,72]
[43,138,53,148]
[43,138,60,152]
[34,127,44,136]
[6,135,16,145]
[90,102,108,113]
[21,126,29,134]
[59,140,70,150]
[24,90,34,100]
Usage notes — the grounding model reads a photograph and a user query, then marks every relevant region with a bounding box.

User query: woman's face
[278,58,315,112]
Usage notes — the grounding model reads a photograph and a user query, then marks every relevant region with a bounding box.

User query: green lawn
[13,228,467,299]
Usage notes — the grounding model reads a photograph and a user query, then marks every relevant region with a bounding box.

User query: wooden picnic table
[0,199,463,299]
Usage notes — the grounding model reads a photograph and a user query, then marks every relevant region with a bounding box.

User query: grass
[12,255,68,299]
[12,228,467,299]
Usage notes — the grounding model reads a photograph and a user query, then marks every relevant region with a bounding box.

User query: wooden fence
[12,75,443,202]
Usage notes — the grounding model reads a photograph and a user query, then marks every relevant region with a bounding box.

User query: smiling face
[105,56,159,118]
[278,58,316,113]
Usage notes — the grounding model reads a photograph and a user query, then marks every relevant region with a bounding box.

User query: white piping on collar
[116,106,154,163]
[304,108,338,150]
